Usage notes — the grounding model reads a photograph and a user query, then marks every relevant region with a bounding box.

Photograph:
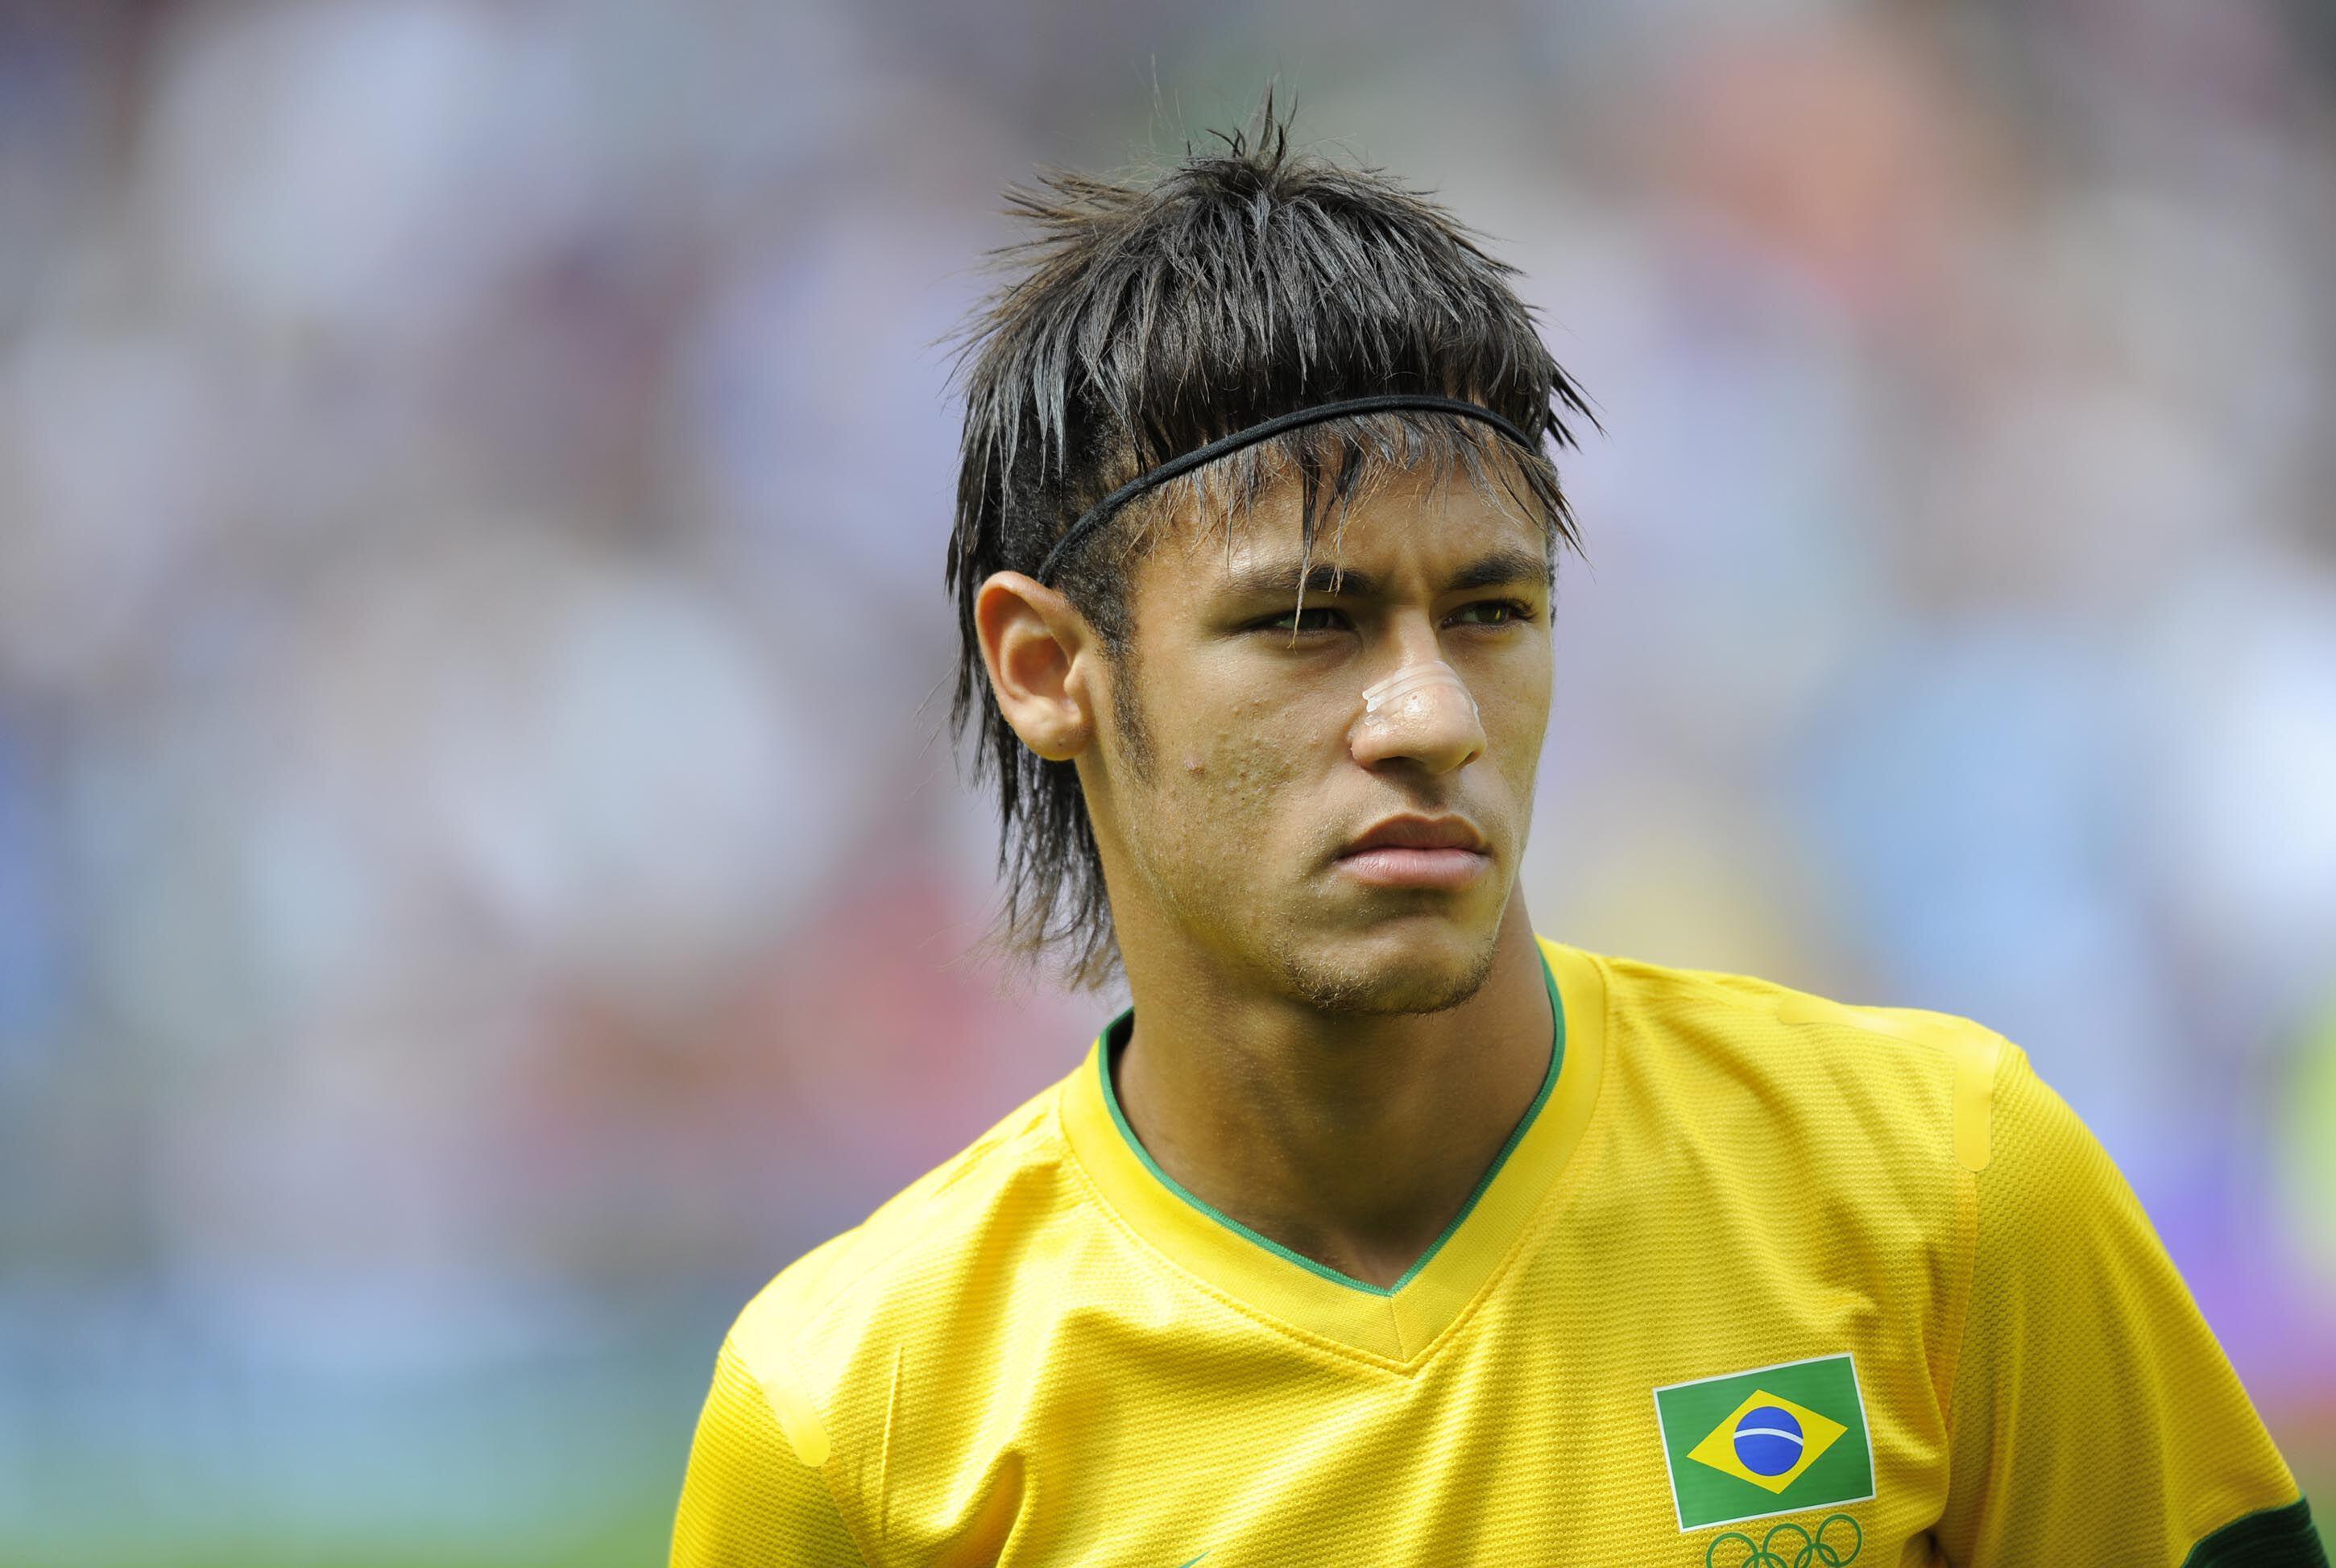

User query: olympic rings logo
[1703,1512,1862,1567]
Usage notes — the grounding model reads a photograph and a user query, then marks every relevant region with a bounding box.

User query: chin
[1274,916,1503,1017]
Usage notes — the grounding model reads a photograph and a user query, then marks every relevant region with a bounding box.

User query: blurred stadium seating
[2,2,2330,1562]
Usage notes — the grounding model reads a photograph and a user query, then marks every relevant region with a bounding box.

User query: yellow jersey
[672,937,2321,1566]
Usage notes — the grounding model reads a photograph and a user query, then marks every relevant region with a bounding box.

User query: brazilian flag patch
[1653,1354,1875,1530]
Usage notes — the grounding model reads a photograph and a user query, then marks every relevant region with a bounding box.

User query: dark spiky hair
[946,98,1593,988]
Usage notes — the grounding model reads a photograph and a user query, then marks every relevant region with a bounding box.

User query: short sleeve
[671,1336,870,1568]
[1932,1045,2325,1566]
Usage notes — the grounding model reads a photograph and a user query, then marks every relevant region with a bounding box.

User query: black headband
[1032,393,1541,586]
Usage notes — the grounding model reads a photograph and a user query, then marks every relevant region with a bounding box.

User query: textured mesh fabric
[669,938,2309,1566]
[1931,1049,2305,1564]
[673,1338,868,1566]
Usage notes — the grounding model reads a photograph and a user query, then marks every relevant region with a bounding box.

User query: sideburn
[1103,644,1157,784]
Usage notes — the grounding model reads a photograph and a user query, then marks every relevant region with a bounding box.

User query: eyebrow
[1220,547,1551,600]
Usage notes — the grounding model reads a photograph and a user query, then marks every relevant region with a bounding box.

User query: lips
[1335,816,1491,890]
[1339,816,1489,856]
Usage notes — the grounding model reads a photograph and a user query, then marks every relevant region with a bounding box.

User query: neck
[1110,899,1555,1289]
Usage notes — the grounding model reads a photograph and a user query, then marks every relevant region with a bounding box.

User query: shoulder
[717,1068,1090,1454]
[1578,945,2013,1173]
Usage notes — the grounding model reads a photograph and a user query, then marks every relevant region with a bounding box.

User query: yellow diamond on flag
[1685,1388,1848,1495]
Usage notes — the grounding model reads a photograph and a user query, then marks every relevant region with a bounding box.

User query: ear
[975,572,1101,763]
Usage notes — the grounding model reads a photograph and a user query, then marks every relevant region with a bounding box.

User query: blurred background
[2,0,2332,1562]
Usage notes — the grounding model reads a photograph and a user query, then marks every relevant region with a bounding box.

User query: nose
[1347,658,1486,775]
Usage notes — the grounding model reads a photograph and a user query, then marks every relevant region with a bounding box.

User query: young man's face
[1083,465,1555,1014]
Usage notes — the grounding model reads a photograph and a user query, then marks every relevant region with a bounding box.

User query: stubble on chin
[1264,919,1506,1018]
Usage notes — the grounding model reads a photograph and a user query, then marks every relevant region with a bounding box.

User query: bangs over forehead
[945,95,1594,987]
[1113,429,1564,599]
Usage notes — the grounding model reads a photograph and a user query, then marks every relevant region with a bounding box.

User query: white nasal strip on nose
[1353,660,1480,743]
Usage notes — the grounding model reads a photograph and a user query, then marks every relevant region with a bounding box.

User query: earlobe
[975,572,1096,763]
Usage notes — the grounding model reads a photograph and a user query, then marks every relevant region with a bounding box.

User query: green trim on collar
[2179,1498,2328,1568]
[1095,945,1566,1299]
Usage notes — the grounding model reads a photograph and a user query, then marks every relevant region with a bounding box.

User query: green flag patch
[1653,1353,1875,1531]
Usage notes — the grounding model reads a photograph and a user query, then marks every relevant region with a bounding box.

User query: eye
[1446,599,1538,627]
[1254,606,1352,634]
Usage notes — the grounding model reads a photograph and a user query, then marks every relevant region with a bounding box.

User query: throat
[1100,942,1561,1295]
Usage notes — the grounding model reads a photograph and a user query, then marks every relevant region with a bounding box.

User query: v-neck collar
[1057,935,1608,1365]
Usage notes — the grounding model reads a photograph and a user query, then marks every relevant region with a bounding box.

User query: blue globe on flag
[1732,1405,1804,1477]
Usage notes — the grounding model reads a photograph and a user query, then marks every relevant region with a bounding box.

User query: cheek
[1199,732,1301,831]
[1481,648,1552,734]
[1147,689,1333,849]
[1175,698,1303,813]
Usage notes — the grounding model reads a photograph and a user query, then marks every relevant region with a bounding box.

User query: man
[672,110,2322,1566]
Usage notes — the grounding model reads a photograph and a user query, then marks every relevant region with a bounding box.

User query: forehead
[1135,461,1552,600]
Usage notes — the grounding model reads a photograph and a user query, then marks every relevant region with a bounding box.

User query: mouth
[1334,815,1492,891]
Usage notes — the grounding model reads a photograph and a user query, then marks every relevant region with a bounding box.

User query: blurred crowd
[2,1,2331,1561]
